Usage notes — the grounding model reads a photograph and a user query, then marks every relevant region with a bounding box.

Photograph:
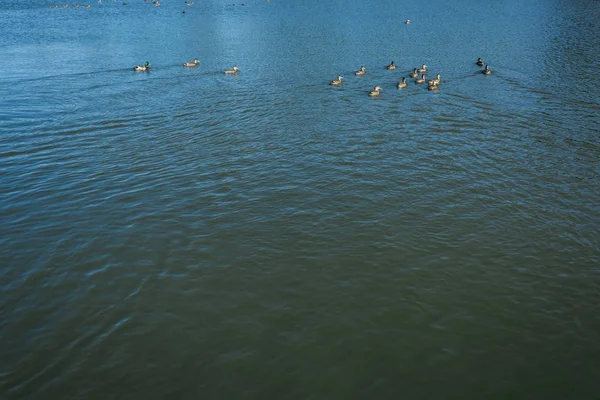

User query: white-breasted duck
[224,65,240,74]
[133,61,150,71]
[329,75,343,85]
[368,85,382,96]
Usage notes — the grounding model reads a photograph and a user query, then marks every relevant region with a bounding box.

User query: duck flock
[329,57,492,97]
[131,57,492,92]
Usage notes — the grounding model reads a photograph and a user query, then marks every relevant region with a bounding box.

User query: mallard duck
[183,58,199,67]
[224,66,239,74]
[397,77,407,89]
[386,61,396,70]
[329,75,343,85]
[354,66,366,76]
[428,74,441,85]
[476,58,484,66]
[417,64,427,73]
[409,68,418,78]
[368,85,382,96]
[133,61,150,71]
[415,74,426,84]
[482,64,491,75]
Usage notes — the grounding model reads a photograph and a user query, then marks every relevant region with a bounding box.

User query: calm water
[1,0,600,398]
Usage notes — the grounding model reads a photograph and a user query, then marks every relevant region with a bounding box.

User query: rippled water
[1,0,600,398]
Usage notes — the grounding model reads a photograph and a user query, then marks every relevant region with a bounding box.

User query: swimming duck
[405,19,411,24]
[482,64,491,75]
[415,74,426,84]
[354,66,366,76]
[397,77,407,89]
[386,61,396,70]
[409,68,418,78]
[183,58,199,67]
[133,61,150,71]
[427,82,439,90]
[224,66,240,74]
[417,64,427,73]
[329,75,343,85]
[428,74,441,85]
[368,86,382,96]
[476,58,484,66]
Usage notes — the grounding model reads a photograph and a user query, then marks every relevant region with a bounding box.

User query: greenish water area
[1,0,599,398]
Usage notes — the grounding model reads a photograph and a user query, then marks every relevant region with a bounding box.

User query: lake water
[1,0,600,398]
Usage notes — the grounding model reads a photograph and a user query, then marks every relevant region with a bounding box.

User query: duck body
[476,58,484,66]
[397,77,407,89]
[368,85,382,96]
[415,74,426,84]
[427,82,439,90]
[224,66,239,74]
[133,61,150,71]
[183,58,199,67]
[354,66,366,76]
[482,64,492,75]
[329,75,343,85]
[409,68,418,78]
[386,61,396,70]
[417,64,427,73]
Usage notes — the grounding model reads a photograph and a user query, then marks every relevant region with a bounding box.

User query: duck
[368,85,382,96]
[397,77,407,89]
[409,68,418,78]
[428,74,441,85]
[417,64,427,73]
[405,19,411,24]
[329,75,343,85]
[476,58,484,66]
[482,64,492,75]
[354,66,366,76]
[386,61,396,70]
[427,82,439,90]
[133,61,150,71]
[415,74,426,84]
[224,65,240,74]
[183,58,199,67]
